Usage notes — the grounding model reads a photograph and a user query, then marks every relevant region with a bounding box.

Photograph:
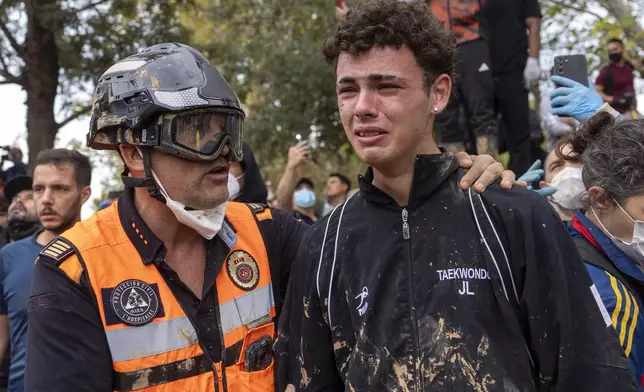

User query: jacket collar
[358,153,461,208]
[117,187,236,266]
[118,187,165,265]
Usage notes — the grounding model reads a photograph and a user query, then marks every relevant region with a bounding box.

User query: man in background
[595,38,636,116]
[321,173,351,216]
[0,176,40,392]
[1,177,40,247]
[0,149,91,392]
[481,0,542,174]
[0,197,8,250]
[292,178,318,225]
[429,0,498,156]
[2,150,27,184]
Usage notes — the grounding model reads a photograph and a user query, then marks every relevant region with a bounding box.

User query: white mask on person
[228,173,242,201]
[550,167,588,210]
[591,202,644,265]
[137,148,227,240]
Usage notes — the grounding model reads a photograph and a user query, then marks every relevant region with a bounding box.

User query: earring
[433,106,439,113]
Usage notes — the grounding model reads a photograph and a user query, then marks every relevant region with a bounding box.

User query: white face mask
[136,148,227,240]
[592,202,644,265]
[550,167,588,210]
[227,173,242,201]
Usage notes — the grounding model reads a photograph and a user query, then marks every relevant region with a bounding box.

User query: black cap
[295,178,314,190]
[3,175,33,203]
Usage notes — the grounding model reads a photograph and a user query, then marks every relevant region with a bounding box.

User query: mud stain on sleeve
[421,317,495,391]
[450,353,495,392]
[392,362,411,392]
[300,366,311,388]
[333,340,347,352]
[477,335,489,356]
[298,353,311,388]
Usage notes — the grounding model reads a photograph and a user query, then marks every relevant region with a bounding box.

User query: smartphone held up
[552,54,589,87]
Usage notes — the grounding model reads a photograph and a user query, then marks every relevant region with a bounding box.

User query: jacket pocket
[226,322,275,391]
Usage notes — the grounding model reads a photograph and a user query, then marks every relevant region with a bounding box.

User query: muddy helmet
[88,43,244,162]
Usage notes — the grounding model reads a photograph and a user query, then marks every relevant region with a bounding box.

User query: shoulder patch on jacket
[247,203,272,222]
[39,238,76,265]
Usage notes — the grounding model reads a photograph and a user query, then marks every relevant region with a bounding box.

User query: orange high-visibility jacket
[51,202,276,391]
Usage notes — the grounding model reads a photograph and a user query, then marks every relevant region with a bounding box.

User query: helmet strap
[120,147,165,203]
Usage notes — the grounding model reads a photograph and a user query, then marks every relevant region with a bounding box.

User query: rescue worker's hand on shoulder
[455,151,521,193]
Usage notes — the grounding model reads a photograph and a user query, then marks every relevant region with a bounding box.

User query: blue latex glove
[518,160,545,184]
[535,186,557,198]
[519,160,558,198]
[550,76,604,121]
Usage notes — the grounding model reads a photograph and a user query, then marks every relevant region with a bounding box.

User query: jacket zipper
[402,208,423,391]
[213,291,227,392]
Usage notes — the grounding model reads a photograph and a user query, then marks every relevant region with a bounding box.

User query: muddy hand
[456,152,517,192]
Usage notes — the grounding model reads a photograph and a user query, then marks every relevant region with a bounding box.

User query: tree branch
[0,22,22,57]
[0,50,22,86]
[542,0,604,20]
[597,0,644,51]
[56,105,92,130]
[75,0,111,14]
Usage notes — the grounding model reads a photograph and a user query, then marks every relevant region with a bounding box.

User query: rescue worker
[25,43,513,392]
[560,113,644,388]
[277,1,638,390]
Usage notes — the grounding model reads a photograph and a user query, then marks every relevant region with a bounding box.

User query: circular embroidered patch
[226,250,259,291]
[111,279,159,326]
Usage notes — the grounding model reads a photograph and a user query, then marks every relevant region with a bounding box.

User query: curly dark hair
[323,0,456,93]
[557,112,644,202]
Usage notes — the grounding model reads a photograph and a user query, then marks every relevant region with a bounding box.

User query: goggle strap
[119,148,166,204]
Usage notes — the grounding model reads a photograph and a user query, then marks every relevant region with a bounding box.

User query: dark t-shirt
[293,211,315,226]
[480,0,541,74]
[0,234,43,392]
[596,63,635,113]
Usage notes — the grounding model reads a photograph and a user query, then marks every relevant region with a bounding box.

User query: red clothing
[571,216,603,251]
[595,63,635,113]
[429,0,483,45]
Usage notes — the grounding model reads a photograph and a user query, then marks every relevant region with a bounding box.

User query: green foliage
[185,0,360,179]
[0,0,195,151]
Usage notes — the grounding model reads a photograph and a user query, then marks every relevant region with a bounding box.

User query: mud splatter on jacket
[276,154,637,391]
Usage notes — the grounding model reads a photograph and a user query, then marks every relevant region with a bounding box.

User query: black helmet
[88,43,244,162]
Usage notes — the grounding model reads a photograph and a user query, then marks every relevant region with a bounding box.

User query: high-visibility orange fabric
[429,0,482,45]
[58,201,276,392]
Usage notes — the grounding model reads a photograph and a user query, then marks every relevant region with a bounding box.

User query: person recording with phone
[275,143,319,224]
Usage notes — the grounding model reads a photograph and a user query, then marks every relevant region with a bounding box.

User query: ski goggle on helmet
[155,108,243,161]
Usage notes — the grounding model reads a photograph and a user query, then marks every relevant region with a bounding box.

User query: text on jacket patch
[436,268,489,296]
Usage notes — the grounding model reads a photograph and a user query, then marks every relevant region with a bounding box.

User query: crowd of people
[0,0,640,391]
